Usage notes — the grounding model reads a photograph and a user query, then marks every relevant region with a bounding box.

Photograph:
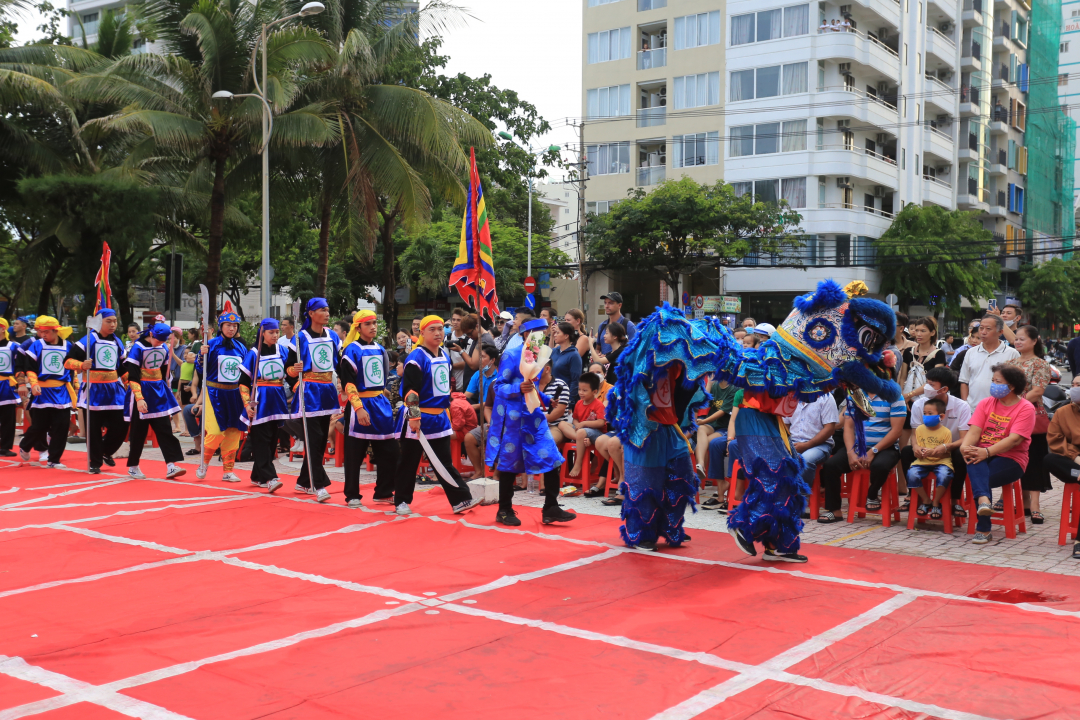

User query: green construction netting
[1025,0,1076,257]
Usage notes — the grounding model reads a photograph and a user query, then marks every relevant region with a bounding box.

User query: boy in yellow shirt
[906,397,955,519]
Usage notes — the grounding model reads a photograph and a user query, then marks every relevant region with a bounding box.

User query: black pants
[394,435,471,508]
[247,421,279,483]
[0,403,15,451]
[127,411,183,466]
[496,467,561,513]
[344,435,400,501]
[20,406,70,463]
[86,409,127,468]
[900,445,967,498]
[820,446,902,511]
[297,414,331,490]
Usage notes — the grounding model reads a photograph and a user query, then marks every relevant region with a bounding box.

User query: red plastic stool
[559,443,597,491]
[807,467,824,520]
[365,455,374,471]
[147,426,158,448]
[847,466,902,527]
[726,460,746,509]
[906,468,957,533]
[604,459,620,497]
[966,478,1026,538]
[334,425,344,468]
[1059,484,1079,545]
[450,436,474,473]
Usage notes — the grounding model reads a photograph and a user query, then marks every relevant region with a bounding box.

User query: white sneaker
[266,479,283,493]
[395,502,411,515]
[316,488,331,503]
[165,464,186,479]
[453,497,480,514]
[347,498,363,509]
[128,467,146,480]
[290,441,305,453]
[373,496,395,505]
[18,448,29,461]
[295,485,315,495]
[38,451,48,464]
[221,472,240,483]
[195,463,207,480]
[47,462,65,469]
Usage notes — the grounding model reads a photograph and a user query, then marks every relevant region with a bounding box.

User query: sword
[405,392,459,488]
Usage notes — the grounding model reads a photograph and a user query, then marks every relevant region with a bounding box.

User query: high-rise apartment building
[1059,0,1080,208]
[67,0,158,52]
[581,0,1072,323]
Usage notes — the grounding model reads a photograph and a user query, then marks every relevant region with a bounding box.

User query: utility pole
[575,119,587,315]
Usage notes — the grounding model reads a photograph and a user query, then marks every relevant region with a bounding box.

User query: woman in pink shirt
[960,364,1035,544]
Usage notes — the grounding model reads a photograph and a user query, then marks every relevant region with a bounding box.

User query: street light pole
[496,132,561,286]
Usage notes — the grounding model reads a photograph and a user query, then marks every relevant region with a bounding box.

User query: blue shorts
[582,427,603,444]
[906,464,954,489]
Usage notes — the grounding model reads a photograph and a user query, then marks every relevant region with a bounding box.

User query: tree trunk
[380,213,398,334]
[316,188,332,297]
[36,262,61,316]
[205,155,227,310]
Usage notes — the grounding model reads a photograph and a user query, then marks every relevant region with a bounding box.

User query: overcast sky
[15,0,583,180]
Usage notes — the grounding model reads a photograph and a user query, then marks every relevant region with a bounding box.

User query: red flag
[449,148,499,320]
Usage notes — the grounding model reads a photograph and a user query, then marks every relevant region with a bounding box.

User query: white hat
[499,310,513,321]
[753,323,776,336]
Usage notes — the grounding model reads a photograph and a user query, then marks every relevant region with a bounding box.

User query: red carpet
[2,459,1080,719]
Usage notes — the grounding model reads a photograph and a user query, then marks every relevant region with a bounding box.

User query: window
[1061,73,1070,87]
[755,122,780,154]
[587,27,632,63]
[731,4,808,45]
[1062,42,1070,53]
[755,179,780,204]
[586,84,631,118]
[783,4,809,36]
[1011,11,1028,47]
[588,0,623,6]
[733,182,753,197]
[1019,63,1029,92]
[730,125,754,157]
[782,119,807,152]
[902,148,906,170]
[1008,184,1025,213]
[674,72,721,108]
[758,9,782,41]
[1017,146,1028,174]
[731,14,755,45]
[672,131,720,167]
[904,43,908,65]
[1008,139,1017,168]
[917,52,921,73]
[82,12,98,21]
[729,120,806,156]
[1014,100,1026,130]
[674,11,721,49]
[781,177,807,208]
[729,63,807,100]
[586,143,631,176]
[586,200,616,214]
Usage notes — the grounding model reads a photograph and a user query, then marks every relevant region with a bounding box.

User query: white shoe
[395,502,411,515]
[221,472,240,483]
[18,448,29,461]
[165,464,185,479]
[38,451,48,464]
[347,498,363,509]
[290,441,305,453]
[453,497,480,514]
[47,462,65,469]
[316,488,331,503]
[295,485,315,495]
[195,463,207,480]
[128,467,146,480]
[266,479,283,493]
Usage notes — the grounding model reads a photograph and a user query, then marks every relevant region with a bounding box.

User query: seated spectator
[594,428,624,506]
[960,364,1035,544]
[558,372,607,480]
[783,393,839,486]
[704,388,745,512]
[906,397,956,519]
[589,362,614,402]
[695,378,736,477]
[902,366,971,517]
[537,364,571,444]
[463,380,495,480]
[733,329,747,343]
[465,345,499,421]
[817,389,905,523]
[1044,375,1080,558]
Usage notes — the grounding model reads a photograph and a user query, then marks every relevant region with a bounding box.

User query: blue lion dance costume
[613,280,901,560]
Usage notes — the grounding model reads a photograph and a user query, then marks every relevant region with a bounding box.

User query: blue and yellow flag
[449,147,499,320]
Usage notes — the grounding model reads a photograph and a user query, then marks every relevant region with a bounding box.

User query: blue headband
[260,318,279,331]
[96,309,116,319]
[301,298,329,333]
[150,323,172,341]
[520,319,548,334]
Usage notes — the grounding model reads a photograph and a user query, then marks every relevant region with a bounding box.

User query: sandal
[1073,541,1080,560]
[866,499,882,511]
[992,498,1004,512]
[930,505,943,520]
[899,498,911,513]
[716,500,729,515]
[601,495,623,506]
[916,503,930,517]
[817,509,841,524]
[952,503,967,518]
[1031,511,1045,525]
[583,485,605,498]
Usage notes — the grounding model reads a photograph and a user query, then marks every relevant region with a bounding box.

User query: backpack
[449,391,478,435]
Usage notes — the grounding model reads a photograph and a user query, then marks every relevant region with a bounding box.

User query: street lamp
[213,1,324,320]
[497,131,561,279]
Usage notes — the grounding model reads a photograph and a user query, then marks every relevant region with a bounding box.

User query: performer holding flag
[66,309,127,474]
[196,306,248,482]
[285,298,339,502]
[0,319,20,457]
[339,309,399,508]
[240,318,288,493]
[18,316,76,468]
[124,323,186,479]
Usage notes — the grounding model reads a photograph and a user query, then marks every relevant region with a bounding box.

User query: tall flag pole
[449,147,499,320]
[93,242,112,315]
[85,242,111,474]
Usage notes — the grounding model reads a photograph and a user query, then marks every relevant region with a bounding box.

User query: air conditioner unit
[939,21,953,33]
[937,114,950,124]
[876,133,889,144]
[839,62,853,75]
[839,4,852,13]
[837,119,851,129]
[837,177,853,188]
[874,186,887,197]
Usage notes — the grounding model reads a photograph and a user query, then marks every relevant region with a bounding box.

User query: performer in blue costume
[392,315,477,515]
[17,316,76,468]
[124,323,186,480]
[196,309,249,482]
[240,318,289,494]
[285,298,339,502]
[610,306,719,550]
[66,308,128,473]
[340,309,399,508]
[724,280,901,563]
[485,318,577,527]
[0,319,20,457]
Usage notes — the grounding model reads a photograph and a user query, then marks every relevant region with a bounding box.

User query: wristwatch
[871,447,879,454]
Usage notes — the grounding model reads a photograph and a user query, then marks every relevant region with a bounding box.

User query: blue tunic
[0,341,19,406]
[241,344,291,426]
[290,328,341,418]
[74,332,127,410]
[484,341,562,475]
[124,341,179,420]
[196,336,248,431]
[23,338,74,410]
[341,341,395,440]
[395,346,453,440]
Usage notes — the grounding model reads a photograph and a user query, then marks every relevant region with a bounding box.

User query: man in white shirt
[783,393,838,484]
[902,366,972,517]
[958,314,1020,411]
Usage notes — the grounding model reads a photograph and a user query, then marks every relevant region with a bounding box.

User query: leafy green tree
[873,204,1000,315]
[583,177,803,307]
[1018,258,1080,329]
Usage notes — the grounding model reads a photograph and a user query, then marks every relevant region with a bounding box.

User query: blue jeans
[706,432,728,480]
[906,464,954,489]
[799,444,832,484]
[966,456,1023,532]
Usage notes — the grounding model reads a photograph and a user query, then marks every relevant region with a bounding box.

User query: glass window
[733,182,753,197]
[729,69,754,101]
[782,62,808,94]
[731,13,755,45]
[757,9,782,41]
[755,179,780,203]
[781,177,806,208]
[675,72,720,108]
[783,4,809,37]
[706,130,719,165]
[586,144,630,175]
[587,27,631,63]
[756,65,781,97]
[730,125,754,157]
[755,122,780,154]
[782,120,807,152]
[585,85,631,118]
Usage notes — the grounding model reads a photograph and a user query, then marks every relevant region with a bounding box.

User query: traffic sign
[524,276,536,294]
[885,294,898,309]
[682,292,690,307]
[694,295,704,310]
[524,293,537,309]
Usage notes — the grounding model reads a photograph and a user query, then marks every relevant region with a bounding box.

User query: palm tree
[67,0,337,305]
[398,231,452,304]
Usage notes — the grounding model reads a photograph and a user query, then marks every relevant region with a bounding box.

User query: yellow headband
[34,316,73,340]
[0,318,9,331]
[420,315,444,333]
[344,310,378,346]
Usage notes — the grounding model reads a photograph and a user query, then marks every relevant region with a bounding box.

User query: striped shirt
[540,377,571,425]
[847,394,906,449]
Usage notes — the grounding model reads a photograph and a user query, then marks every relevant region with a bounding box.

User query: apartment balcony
[923,123,955,159]
[817,29,901,83]
[636,106,666,128]
[957,183,990,212]
[924,75,957,114]
[799,204,894,237]
[637,0,666,10]
[813,87,898,131]
[813,145,899,189]
[961,41,982,72]
[990,149,1008,175]
[923,175,954,207]
[961,0,985,27]
[925,27,958,67]
[637,48,666,71]
[637,165,666,186]
[987,194,1007,217]
[958,84,981,117]
[844,0,901,30]
[928,0,958,22]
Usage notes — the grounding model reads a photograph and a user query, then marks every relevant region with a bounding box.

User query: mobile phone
[988,298,997,311]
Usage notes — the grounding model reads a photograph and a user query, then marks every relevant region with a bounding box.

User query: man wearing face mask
[1044,376,1080,559]
[902,366,972,518]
